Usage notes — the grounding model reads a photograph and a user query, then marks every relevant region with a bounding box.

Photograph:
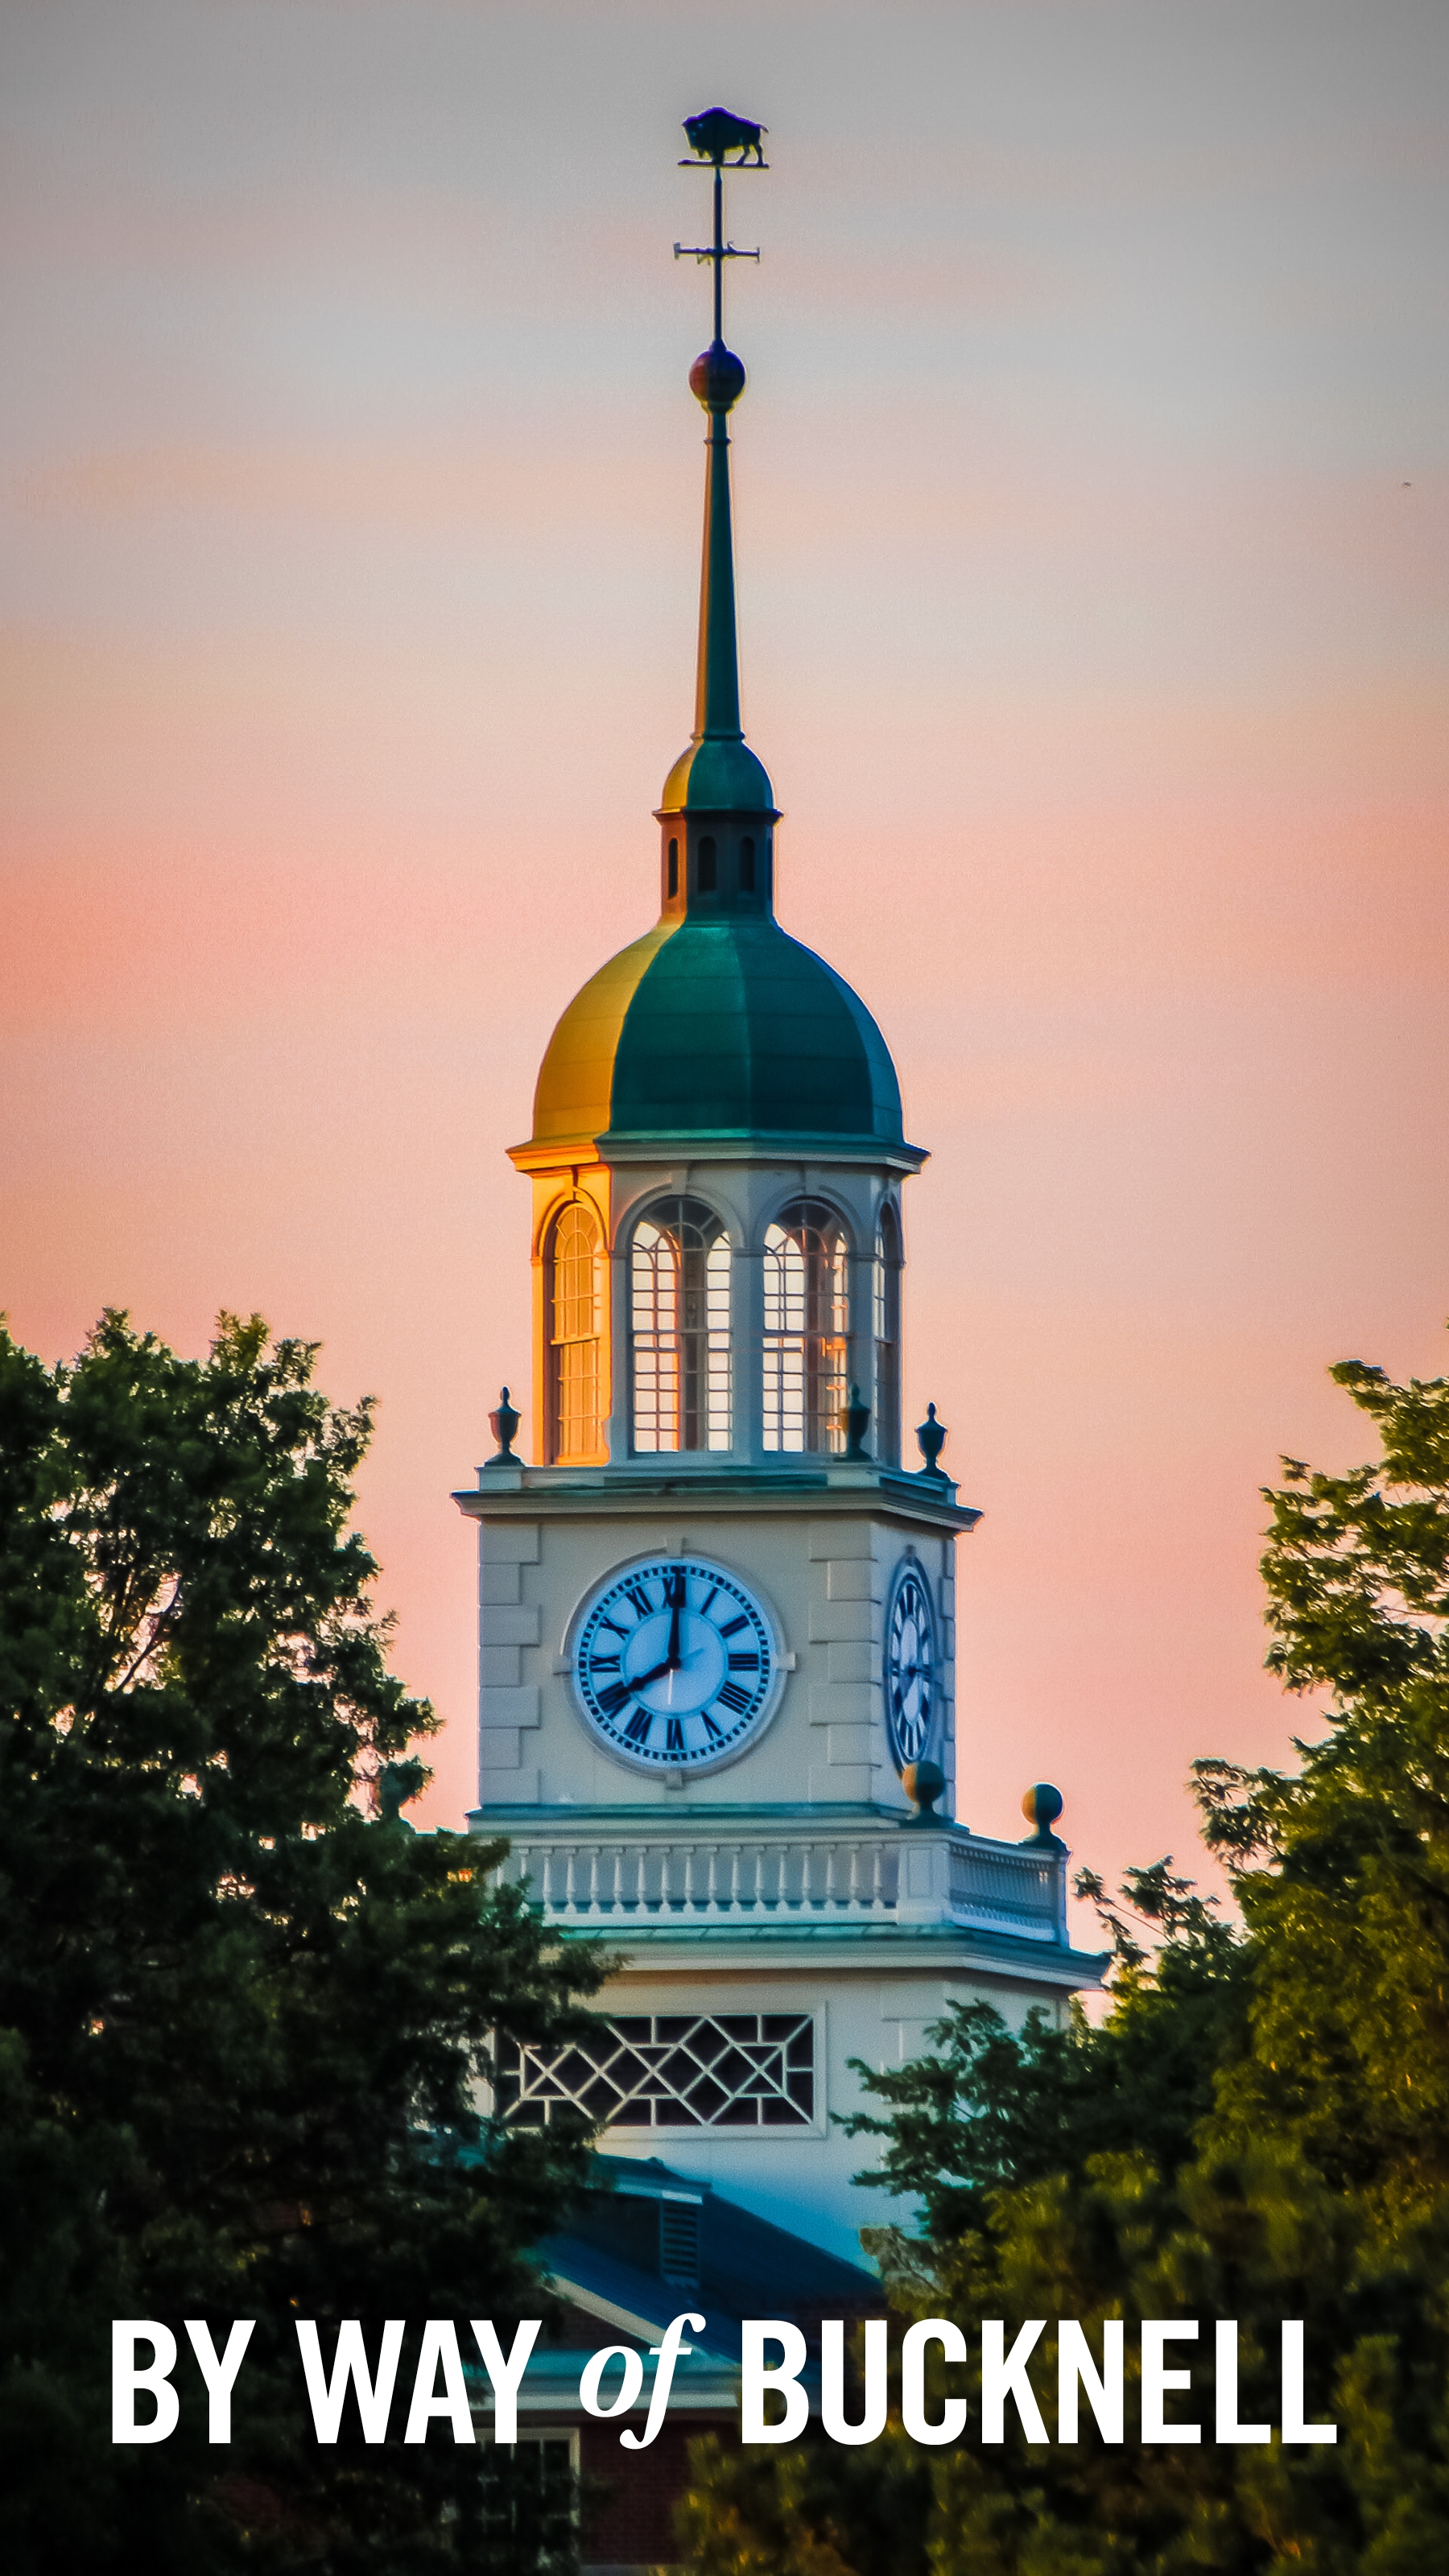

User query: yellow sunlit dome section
[528,910,906,1157]
[529,921,679,1148]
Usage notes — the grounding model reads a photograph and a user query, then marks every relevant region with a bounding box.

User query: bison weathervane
[682,106,767,167]
[675,106,767,349]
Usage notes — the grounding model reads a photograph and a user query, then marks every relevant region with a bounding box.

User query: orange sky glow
[3,1,1447,1943]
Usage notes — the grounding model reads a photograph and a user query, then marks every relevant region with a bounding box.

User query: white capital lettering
[1141,2321,1200,2443]
[1057,2319,1124,2443]
[112,2322,180,2446]
[403,2321,475,2445]
[980,2319,1049,2444]
[1281,2322,1337,2444]
[295,2319,405,2444]
[741,2321,810,2445]
[820,2318,888,2446]
[184,2319,255,2443]
[901,2318,968,2446]
[1214,2320,1270,2442]
[471,2320,541,2446]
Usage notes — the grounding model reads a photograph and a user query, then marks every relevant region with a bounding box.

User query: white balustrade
[502,1828,1063,1938]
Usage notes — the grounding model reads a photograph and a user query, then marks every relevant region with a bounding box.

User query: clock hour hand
[629,1652,679,1690]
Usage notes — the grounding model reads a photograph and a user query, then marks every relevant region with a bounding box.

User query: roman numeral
[701,1713,723,1741]
[600,1616,628,1637]
[728,1652,759,1673]
[590,1653,621,1672]
[715,1681,751,1715]
[597,1681,631,1717]
[700,1586,718,1616]
[624,1584,654,1620]
[623,1707,653,1744]
[665,1567,687,1608]
[719,1614,749,1638]
[666,1718,684,1754]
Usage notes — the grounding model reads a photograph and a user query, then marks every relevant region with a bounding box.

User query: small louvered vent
[659,2197,701,2286]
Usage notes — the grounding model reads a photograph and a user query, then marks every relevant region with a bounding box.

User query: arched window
[763,1199,851,1453]
[630,1198,731,1452]
[874,1203,902,1466]
[547,1200,604,1462]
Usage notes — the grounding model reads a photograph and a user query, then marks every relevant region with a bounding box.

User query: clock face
[572,1558,781,1775]
[885,1558,936,1773]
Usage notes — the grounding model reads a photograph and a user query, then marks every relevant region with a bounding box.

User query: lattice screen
[497,2012,815,2128]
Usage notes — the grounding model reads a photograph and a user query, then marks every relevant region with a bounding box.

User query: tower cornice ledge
[507,1132,928,1174]
[454,1461,981,1534]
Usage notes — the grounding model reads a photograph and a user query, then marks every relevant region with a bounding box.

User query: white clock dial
[572,1558,780,1774]
[885,1558,936,1773]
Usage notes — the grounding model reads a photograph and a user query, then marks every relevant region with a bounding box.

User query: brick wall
[578,2413,729,2570]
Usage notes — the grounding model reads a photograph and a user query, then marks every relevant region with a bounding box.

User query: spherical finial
[902,1758,947,1822]
[1022,1782,1064,1843]
[690,341,746,413]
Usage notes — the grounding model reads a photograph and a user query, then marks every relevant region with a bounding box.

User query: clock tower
[456,119,1102,2262]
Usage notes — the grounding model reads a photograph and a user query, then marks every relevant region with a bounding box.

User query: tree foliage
[0,1311,601,2575]
[679,1336,1449,2575]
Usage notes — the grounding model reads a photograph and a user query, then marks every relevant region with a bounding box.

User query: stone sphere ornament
[902,1757,947,1821]
[1022,1782,1065,1843]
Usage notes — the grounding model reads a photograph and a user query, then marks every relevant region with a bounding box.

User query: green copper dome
[528,912,906,1155]
[659,734,774,815]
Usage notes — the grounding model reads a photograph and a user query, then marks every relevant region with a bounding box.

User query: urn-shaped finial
[840,1383,872,1461]
[915,1402,947,1478]
[486,1386,521,1466]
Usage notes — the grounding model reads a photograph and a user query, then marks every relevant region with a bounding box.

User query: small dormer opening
[659,2196,701,2286]
[697,834,717,892]
[739,835,755,891]
[667,837,679,897]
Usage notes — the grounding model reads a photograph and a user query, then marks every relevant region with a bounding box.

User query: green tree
[678,1336,1449,2576]
[0,1311,600,2575]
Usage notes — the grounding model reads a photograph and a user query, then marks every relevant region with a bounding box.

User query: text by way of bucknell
[112,2315,1339,2448]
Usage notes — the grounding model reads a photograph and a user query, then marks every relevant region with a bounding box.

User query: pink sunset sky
[3,0,1447,1938]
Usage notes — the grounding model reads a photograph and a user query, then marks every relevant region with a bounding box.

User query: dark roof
[539,2154,883,2363]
